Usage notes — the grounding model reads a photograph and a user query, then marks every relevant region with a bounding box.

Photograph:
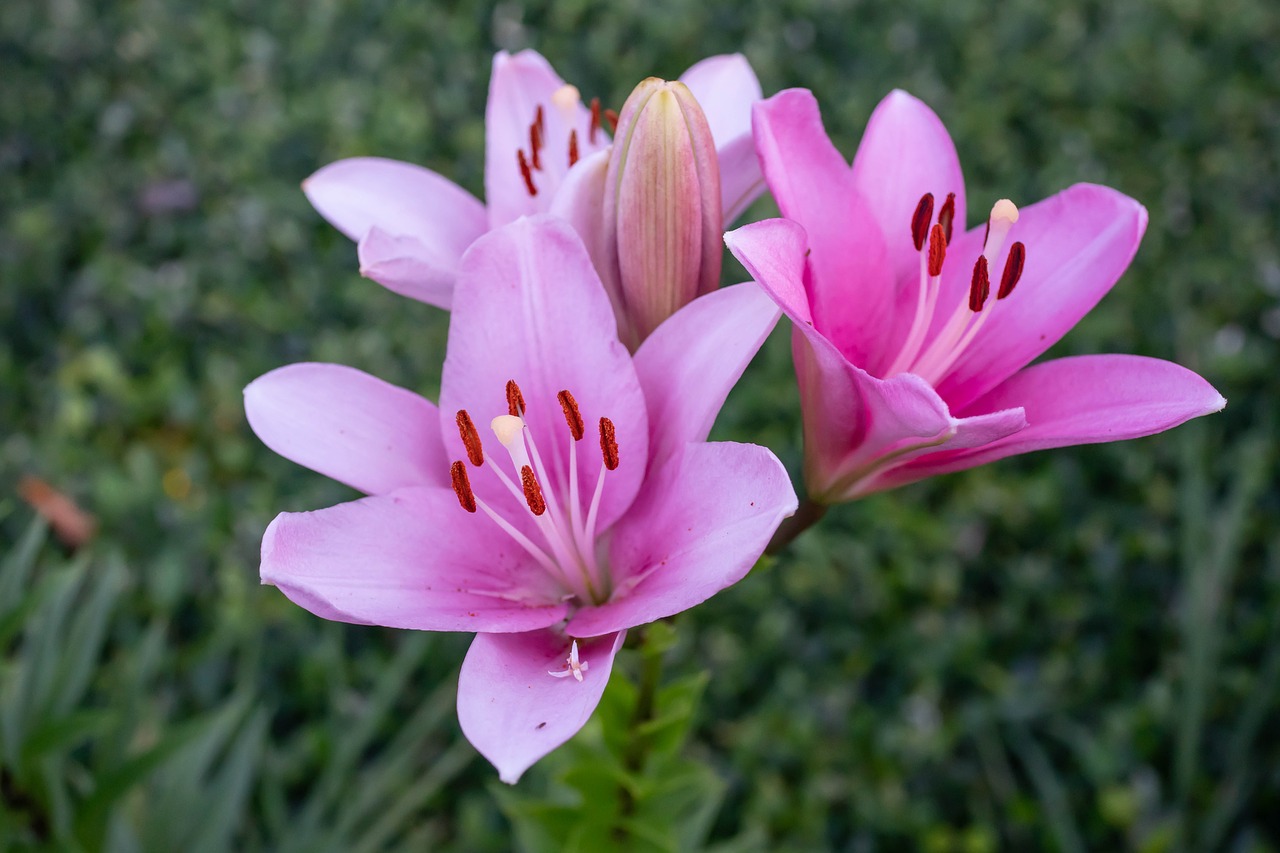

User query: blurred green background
[2,0,1277,849]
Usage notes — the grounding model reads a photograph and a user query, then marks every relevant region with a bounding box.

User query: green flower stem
[765,497,827,555]
[616,623,668,836]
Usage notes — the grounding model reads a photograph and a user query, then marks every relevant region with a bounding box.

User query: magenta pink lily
[726,88,1225,502]
[245,216,795,782]
[303,49,764,311]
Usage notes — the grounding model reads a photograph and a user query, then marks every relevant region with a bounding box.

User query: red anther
[529,121,543,171]
[589,97,602,144]
[535,104,545,136]
[506,380,526,417]
[558,390,585,440]
[911,192,935,252]
[927,223,947,277]
[568,129,579,167]
[456,410,484,466]
[997,241,1026,300]
[599,417,619,471]
[517,150,538,197]
[604,108,619,132]
[450,461,477,513]
[938,192,956,243]
[520,465,546,516]
[968,256,990,312]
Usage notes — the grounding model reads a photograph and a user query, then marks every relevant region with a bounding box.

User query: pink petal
[458,629,625,784]
[727,219,957,498]
[725,218,815,325]
[357,227,456,309]
[934,184,1149,410]
[549,149,624,326]
[850,90,967,287]
[716,132,765,226]
[261,488,569,632]
[439,216,649,532]
[567,442,796,637]
[848,406,1028,497]
[484,50,601,228]
[302,158,487,275]
[751,90,897,372]
[633,283,780,472]
[244,363,449,495]
[883,354,1225,485]
[678,54,761,149]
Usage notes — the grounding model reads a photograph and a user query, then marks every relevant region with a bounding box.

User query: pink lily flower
[726,89,1225,502]
[302,50,764,311]
[245,215,796,782]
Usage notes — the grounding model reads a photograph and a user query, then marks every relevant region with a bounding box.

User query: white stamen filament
[486,410,612,604]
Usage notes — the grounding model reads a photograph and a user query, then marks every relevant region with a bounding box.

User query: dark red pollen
[568,129,580,167]
[998,241,1026,299]
[589,97,602,144]
[450,461,477,513]
[456,410,484,466]
[604,108,619,133]
[938,192,956,243]
[520,466,546,516]
[599,417,619,471]
[927,223,947,277]
[535,104,545,137]
[911,192,934,251]
[968,256,991,312]
[517,150,537,197]
[529,121,543,171]
[558,390,585,440]
[506,380,526,416]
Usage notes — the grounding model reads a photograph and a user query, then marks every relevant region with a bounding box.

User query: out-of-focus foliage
[1,0,1276,849]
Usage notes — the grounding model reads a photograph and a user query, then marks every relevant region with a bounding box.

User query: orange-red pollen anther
[938,192,956,243]
[568,129,580,167]
[456,410,484,466]
[529,122,543,171]
[517,150,538,196]
[535,104,545,136]
[927,223,947,277]
[589,97,602,144]
[558,390,585,440]
[450,461,477,513]
[998,241,1026,300]
[505,380,526,417]
[599,417,619,471]
[969,256,991,312]
[604,108,619,132]
[520,465,546,516]
[911,193,934,251]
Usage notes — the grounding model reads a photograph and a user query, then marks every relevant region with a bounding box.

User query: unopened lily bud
[603,78,722,348]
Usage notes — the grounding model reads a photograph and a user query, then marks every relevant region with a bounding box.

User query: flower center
[449,380,619,606]
[883,193,1028,385]
[515,87,619,198]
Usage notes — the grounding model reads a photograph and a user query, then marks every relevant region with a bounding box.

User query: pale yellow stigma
[991,198,1019,224]
[551,84,581,119]
[983,199,1021,262]
[491,414,525,448]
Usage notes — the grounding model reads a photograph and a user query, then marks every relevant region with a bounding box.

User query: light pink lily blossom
[303,50,764,311]
[246,215,795,782]
[726,88,1225,502]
